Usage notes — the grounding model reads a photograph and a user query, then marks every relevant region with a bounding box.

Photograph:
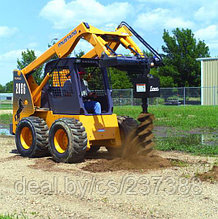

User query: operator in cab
[78,68,101,115]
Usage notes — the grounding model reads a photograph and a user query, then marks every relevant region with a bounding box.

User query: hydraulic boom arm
[16,21,162,109]
[21,22,145,76]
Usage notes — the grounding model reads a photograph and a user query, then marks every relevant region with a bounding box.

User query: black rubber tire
[107,116,138,155]
[118,116,138,141]
[87,146,100,154]
[49,118,87,163]
[15,117,49,157]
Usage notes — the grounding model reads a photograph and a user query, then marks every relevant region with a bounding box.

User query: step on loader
[11,21,162,163]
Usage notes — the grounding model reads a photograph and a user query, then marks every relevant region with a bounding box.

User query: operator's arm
[81,79,90,97]
[81,79,97,100]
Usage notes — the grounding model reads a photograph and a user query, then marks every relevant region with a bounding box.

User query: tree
[17,49,43,84]
[75,50,85,58]
[5,81,13,93]
[75,51,132,89]
[0,84,5,93]
[110,68,132,89]
[159,28,210,87]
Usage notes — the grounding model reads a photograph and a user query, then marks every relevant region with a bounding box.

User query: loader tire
[107,116,138,156]
[87,146,100,154]
[15,117,49,157]
[49,118,87,163]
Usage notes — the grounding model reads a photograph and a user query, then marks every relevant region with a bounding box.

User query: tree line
[1,27,210,93]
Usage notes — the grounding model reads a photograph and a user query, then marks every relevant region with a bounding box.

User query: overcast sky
[0,0,217,85]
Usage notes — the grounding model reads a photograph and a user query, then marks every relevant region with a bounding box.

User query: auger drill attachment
[134,84,157,156]
[115,21,163,159]
[102,55,161,159]
[121,59,161,159]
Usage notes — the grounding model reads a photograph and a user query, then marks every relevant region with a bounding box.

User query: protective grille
[50,68,72,97]
[52,69,70,87]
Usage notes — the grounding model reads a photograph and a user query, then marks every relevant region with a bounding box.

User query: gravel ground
[0,136,217,219]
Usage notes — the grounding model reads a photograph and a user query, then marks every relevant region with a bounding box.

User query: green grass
[0,215,20,219]
[0,114,12,124]
[0,103,12,110]
[114,105,218,156]
[0,216,13,219]
[155,135,218,156]
[0,211,31,219]
[170,159,189,167]
[114,105,218,131]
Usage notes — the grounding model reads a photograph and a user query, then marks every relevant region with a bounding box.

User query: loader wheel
[107,116,138,156]
[49,118,87,163]
[87,146,100,154]
[15,117,49,157]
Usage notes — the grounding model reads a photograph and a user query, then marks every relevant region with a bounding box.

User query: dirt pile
[83,150,171,172]
[197,166,218,183]
[83,113,172,172]
[28,158,56,171]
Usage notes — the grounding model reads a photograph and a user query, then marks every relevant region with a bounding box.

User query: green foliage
[75,50,85,58]
[0,84,5,93]
[76,50,132,89]
[17,49,43,84]
[4,81,13,93]
[110,68,132,89]
[84,67,104,90]
[159,28,210,87]
[86,67,132,90]
[0,82,13,93]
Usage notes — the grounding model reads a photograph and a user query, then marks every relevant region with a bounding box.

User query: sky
[0,0,218,85]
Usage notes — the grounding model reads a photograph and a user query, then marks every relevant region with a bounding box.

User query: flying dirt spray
[122,113,155,159]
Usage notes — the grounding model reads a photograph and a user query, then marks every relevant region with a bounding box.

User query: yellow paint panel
[34,111,122,148]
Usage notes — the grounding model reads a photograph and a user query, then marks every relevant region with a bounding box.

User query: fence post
[183,87,186,106]
[131,89,133,106]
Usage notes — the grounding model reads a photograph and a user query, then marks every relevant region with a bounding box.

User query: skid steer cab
[41,58,113,115]
[12,56,160,163]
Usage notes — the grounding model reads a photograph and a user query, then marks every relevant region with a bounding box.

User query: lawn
[0,102,12,110]
[114,105,218,156]
[114,105,218,131]
[1,105,217,131]
[0,215,17,219]
[0,114,12,125]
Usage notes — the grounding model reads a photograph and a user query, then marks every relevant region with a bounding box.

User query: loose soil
[83,151,172,172]
[197,166,218,183]
[0,136,217,219]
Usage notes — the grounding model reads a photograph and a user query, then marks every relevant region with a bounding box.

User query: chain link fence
[0,87,217,109]
[112,87,218,106]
